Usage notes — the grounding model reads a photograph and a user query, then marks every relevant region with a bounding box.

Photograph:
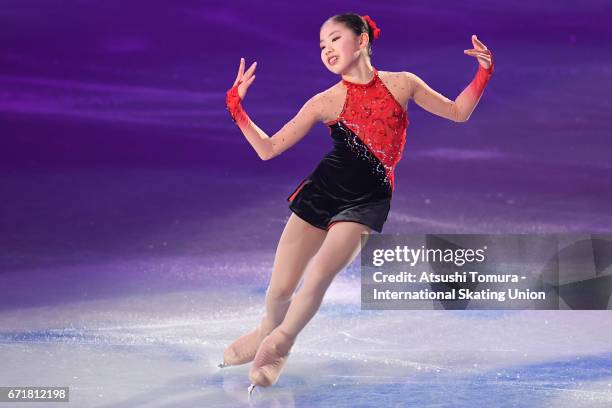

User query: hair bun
[361,15,381,40]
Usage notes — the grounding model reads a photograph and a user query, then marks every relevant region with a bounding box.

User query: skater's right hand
[231,57,257,101]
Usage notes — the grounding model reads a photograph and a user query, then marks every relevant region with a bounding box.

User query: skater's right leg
[222,212,326,366]
[261,212,327,330]
[248,221,371,386]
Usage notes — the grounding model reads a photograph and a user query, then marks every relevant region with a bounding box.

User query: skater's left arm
[404,35,494,122]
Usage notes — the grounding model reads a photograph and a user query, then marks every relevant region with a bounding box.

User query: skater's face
[319,21,368,74]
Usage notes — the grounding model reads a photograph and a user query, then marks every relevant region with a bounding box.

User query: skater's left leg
[249,221,371,386]
[275,221,371,339]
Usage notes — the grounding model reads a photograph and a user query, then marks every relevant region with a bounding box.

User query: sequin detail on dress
[325,68,408,191]
[286,67,407,233]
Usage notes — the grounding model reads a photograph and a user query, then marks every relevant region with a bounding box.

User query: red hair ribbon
[361,15,381,40]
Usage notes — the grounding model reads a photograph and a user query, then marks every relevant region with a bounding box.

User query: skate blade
[247,383,256,400]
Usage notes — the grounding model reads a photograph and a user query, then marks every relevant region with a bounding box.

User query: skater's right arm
[225,58,322,161]
[261,94,323,160]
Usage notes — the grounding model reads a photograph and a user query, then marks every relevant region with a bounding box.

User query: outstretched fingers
[233,57,245,86]
[464,49,491,58]
[471,34,488,51]
[233,59,257,88]
[243,61,257,80]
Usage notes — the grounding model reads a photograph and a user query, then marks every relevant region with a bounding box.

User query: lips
[328,55,339,65]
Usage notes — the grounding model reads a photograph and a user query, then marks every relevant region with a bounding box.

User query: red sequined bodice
[325,67,409,191]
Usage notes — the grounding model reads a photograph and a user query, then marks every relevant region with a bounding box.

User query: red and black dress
[287,67,408,233]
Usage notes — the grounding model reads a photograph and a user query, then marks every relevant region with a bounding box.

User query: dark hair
[327,13,376,57]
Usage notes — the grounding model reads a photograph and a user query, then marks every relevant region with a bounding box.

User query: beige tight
[259,212,371,339]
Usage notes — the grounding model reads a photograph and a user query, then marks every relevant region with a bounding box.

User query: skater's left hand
[464,34,493,70]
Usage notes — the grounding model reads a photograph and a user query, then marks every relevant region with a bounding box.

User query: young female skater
[221,13,494,395]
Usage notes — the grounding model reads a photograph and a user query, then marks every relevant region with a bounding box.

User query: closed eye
[320,36,340,50]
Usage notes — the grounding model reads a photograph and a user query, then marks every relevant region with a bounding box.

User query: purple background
[1,1,612,308]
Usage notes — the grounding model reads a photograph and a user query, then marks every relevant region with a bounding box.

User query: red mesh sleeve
[225,81,251,129]
[468,51,494,98]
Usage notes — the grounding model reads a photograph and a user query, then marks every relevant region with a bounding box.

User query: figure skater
[221,13,494,395]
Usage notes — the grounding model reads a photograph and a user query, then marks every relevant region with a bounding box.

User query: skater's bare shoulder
[378,70,410,111]
[317,83,348,124]
[318,71,410,118]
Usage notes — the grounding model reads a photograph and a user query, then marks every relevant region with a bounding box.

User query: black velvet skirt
[287,121,392,233]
